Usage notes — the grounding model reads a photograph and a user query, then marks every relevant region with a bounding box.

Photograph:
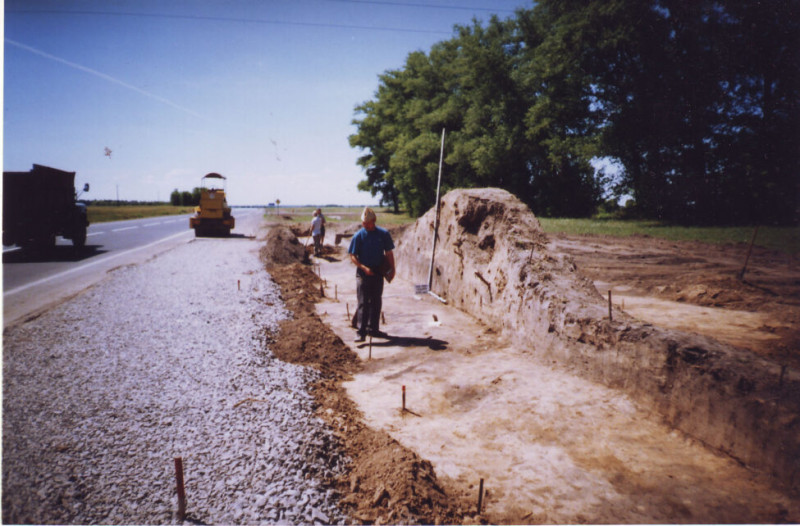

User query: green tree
[350,99,401,212]
[170,189,181,206]
[516,4,605,216]
[351,13,604,217]
[540,0,799,224]
[351,1,798,224]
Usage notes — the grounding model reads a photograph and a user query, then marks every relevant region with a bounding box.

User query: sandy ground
[309,237,798,524]
[548,233,800,370]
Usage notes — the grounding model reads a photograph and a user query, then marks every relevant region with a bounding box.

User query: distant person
[348,207,395,342]
[311,210,324,257]
[315,208,326,245]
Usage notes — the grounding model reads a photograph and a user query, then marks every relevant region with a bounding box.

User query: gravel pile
[3,236,349,525]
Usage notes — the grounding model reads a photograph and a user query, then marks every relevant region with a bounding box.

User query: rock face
[395,187,799,489]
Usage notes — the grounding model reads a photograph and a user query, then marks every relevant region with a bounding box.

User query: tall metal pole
[427,128,446,291]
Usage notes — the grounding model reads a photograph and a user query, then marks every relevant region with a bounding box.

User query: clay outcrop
[395,188,799,489]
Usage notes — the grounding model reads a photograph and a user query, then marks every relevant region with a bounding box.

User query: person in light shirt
[310,210,324,257]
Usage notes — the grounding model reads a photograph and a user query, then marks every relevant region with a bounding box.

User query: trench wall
[395,188,800,490]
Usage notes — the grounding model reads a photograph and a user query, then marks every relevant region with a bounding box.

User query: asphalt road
[2,208,265,328]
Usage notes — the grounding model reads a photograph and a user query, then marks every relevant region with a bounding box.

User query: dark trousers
[355,270,383,335]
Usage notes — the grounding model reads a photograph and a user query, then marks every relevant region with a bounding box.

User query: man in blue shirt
[348,207,396,342]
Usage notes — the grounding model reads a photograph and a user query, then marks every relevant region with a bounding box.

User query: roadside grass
[87,205,195,223]
[539,217,799,254]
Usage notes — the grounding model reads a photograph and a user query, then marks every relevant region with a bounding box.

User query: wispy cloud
[6,38,205,120]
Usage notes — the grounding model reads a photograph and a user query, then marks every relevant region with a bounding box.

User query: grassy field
[87,205,195,223]
[539,217,799,254]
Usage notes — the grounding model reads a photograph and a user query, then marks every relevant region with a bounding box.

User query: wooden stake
[237,279,240,291]
[319,283,325,297]
[346,303,350,319]
[174,457,186,521]
[477,478,484,514]
[402,385,406,412]
[381,311,386,325]
[368,335,372,360]
[738,226,759,281]
[608,290,613,321]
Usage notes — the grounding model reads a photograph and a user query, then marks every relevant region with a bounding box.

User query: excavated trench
[267,190,797,522]
[394,188,799,491]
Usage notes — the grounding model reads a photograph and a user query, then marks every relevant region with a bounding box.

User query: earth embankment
[394,188,799,489]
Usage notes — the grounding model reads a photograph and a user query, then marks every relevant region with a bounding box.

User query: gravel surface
[3,236,349,525]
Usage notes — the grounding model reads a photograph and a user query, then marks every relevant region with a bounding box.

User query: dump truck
[189,173,235,237]
[3,164,90,249]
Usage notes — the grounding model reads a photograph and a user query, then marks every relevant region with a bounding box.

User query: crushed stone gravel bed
[3,236,349,525]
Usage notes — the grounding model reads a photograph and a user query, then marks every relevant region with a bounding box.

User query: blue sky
[4,0,528,206]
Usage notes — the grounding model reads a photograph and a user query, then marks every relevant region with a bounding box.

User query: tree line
[349,0,798,225]
[170,188,203,207]
[86,200,169,206]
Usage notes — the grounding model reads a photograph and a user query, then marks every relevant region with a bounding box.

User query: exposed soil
[258,202,799,524]
[260,225,467,525]
[548,233,800,370]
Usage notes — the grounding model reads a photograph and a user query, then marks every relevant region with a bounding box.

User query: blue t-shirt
[348,227,394,269]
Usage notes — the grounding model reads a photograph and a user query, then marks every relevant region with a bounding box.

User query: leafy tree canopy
[350,0,798,224]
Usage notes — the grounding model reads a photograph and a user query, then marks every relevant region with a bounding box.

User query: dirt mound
[395,188,800,490]
[260,230,465,524]
[260,225,309,265]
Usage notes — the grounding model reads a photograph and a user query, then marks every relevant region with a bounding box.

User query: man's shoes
[369,329,389,339]
[355,333,366,343]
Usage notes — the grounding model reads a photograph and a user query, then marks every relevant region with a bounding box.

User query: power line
[322,0,516,13]
[6,9,458,36]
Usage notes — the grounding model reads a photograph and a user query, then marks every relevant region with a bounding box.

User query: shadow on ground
[3,245,107,264]
[356,335,449,351]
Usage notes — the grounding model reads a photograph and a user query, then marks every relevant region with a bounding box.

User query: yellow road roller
[189,173,235,237]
